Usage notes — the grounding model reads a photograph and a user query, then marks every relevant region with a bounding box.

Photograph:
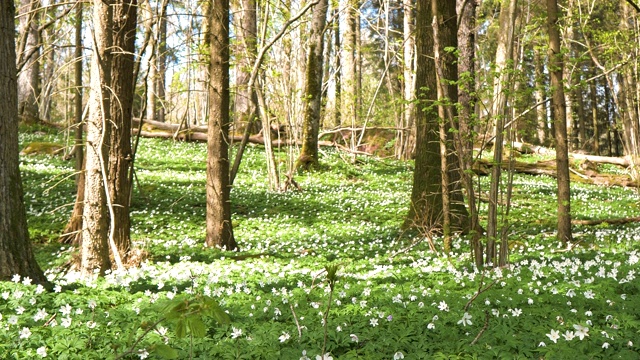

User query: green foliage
[6,129,640,359]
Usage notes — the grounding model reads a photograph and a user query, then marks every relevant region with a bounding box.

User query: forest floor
[2,124,640,359]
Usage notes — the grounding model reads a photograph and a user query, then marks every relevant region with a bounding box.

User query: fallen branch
[473,159,639,188]
[511,141,632,167]
[571,216,640,226]
[470,311,491,345]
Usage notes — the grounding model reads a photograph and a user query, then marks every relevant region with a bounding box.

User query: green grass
[2,128,640,359]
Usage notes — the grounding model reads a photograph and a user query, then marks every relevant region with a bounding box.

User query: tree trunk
[547,0,572,244]
[534,49,548,145]
[206,0,237,250]
[457,0,483,266]
[487,0,518,265]
[17,0,41,123]
[333,9,341,128]
[157,0,169,123]
[399,0,415,160]
[405,0,442,232]
[234,0,259,134]
[298,0,329,169]
[107,0,137,260]
[340,0,358,148]
[0,0,47,284]
[60,0,85,246]
[589,67,600,155]
[81,0,114,278]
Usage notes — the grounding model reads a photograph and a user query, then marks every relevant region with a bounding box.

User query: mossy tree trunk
[206,0,237,250]
[0,0,48,284]
[298,0,329,169]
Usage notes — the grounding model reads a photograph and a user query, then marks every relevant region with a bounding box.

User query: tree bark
[405,0,442,232]
[487,0,518,265]
[399,0,415,160]
[107,0,137,260]
[0,0,48,284]
[457,0,483,266]
[340,0,358,148]
[81,0,114,278]
[534,49,548,145]
[234,0,259,134]
[157,0,168,123]
[298,0,329,169]
[17,0,41,123]
[206,0,237,250]
[547,0,573,244]
[60,0,85,246]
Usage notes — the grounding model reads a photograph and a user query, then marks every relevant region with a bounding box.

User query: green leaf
[153,344,179,359]
[175,320,187,338]
[187,318,207,338]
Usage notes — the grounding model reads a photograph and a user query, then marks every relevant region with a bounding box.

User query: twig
[43,313,57,327]
[626,0,640,13]
[464,272,497,312]
[470,311,490,345]
[290,304,303,340]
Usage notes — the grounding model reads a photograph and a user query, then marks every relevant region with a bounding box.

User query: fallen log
[133,129,336,148]
[571,216,640,226]
[511,141,632,167]
[133,118,208,133]
[473,158,639,188]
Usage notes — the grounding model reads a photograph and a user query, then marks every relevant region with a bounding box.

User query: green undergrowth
[2,128,639,359]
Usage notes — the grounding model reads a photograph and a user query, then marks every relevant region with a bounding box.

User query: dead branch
[571,216,640,226]
[470,311,491,345]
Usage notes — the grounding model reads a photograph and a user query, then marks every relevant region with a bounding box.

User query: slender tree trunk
[157,0,169,123]
[589,70,600,155]
[487,0,518,265]
[0,0,47,284]
[547,0,572,244]
[400,0,415,160]
[457,0,483,267]
[108,0,137,260]
[340,0,358,147]
[534,49,548,145]
[82,0,114,278]
[575,73,587,149]
[60,0,85,245]
[298,0,329,169]
[333,8,341,128]
[206,0,237,250]
[562,0,575,150]
[145,3,157,122]
[234,0,259,134]
[17,0,41,123]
